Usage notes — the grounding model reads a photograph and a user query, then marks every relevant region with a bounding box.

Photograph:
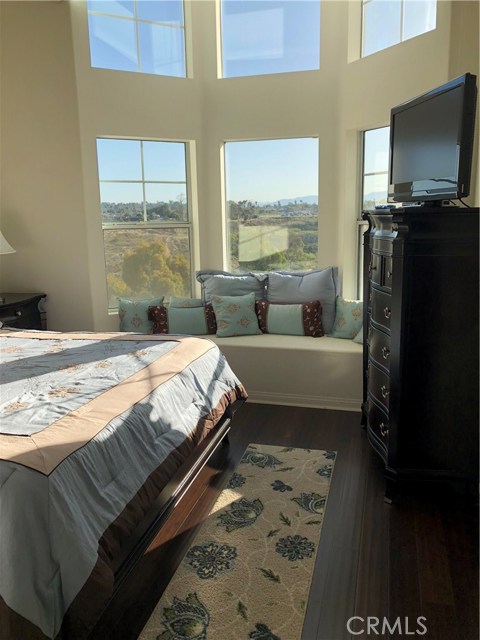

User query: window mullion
[134,0,141,73]
[140,140,147,222]
[400,0,405,43]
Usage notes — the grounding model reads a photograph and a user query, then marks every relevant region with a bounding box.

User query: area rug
[139,443,336,640]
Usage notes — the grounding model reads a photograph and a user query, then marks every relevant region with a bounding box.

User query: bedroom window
[220,0,320,78]
[224,138,319,272]
[96,138,192,309]
[87,0,186,77]
[357,126,391,297]
[362,0,436,57]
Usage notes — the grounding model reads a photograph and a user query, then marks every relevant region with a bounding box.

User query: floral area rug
[139,443,336,640]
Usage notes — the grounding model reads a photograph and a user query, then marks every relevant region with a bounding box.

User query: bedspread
[0,330,247,639]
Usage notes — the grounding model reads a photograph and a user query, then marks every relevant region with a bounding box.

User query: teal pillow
[118,297,163,333]
[211,292,262,337]
[353,328,363,344]
[149,304,216,335]
[331,296,363,339]
[255,300,323,337]
[168,296,204,308]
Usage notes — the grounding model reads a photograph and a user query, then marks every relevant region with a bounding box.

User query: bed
[0,329,247,640]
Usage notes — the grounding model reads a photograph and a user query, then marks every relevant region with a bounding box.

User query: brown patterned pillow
[255,300,324,337]
[148,304,217,335]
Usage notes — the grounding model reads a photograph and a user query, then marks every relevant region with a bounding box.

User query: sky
[97,137,320,204]
[225,138,319,203]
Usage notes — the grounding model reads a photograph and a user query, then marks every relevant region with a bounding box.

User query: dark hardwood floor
[89,403,479,640]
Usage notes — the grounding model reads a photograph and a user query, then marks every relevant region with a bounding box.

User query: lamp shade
[0,231,15,255]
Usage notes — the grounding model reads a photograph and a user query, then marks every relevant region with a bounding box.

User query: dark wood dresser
[362,207,479,500]
[0,293,47,330]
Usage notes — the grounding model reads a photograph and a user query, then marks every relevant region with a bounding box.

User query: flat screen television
[388,73,477,205]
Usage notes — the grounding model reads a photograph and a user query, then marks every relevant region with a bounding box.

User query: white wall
[1,0,478,331]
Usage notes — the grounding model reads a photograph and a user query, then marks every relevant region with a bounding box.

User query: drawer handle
[380,422,389,437]
[380,385,390,399]
[384,307,391,319]
[381,346,390,360]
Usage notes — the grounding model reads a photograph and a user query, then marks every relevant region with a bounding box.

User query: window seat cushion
[206,334,362,411]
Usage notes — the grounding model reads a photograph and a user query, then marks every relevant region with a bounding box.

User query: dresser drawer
[368,361,391,411]
[371,288,392,332]
[0,294,46,330]
[368,398,390,445]
[369,253,382,287]
[369,326,391,370]
[383,256,393,291]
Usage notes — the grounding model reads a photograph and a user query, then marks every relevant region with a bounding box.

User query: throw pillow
[255,300,324,337]
[331,296,363,339]
[118,297,163,333]
[210,292,262,337]
[353,328,363,344]
[148,304,217,335]
[266,267,339,334]
[196,270,267,302]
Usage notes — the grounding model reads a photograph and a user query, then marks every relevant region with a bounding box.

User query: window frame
[223,136,320,273]
[87,0,187,77]
[218,0,321,79]
[356,126,391,298]
[96,136,195,311]
[361,0,437,58]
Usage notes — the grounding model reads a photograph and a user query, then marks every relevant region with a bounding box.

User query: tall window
[220,1,320,78]
[224,138,319,272]
[96,138,192,308]
[87,1,186,77]
[357,126,391,296]
[362,127,390,209]
[362,0,436,57]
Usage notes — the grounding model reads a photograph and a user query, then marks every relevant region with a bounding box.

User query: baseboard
[245,390,362,412]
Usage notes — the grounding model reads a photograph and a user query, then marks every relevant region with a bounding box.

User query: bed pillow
[266,267,339,334]
[255,300,324,337]
[196,270,267,302]
[149,304,217,335]
[331,296,363,339]
[118,297,163,333]
[210,292,262,337]
[168,296,204,308]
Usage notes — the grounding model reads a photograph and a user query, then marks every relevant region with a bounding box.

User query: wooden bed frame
[111,397,246,594]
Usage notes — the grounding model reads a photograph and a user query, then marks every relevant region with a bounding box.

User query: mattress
[0,330,247,639]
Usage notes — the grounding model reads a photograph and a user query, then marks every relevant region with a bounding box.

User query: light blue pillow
[196,270,267,302]
[266,267,339,334]
[255,300,323,337]
[168,296,204,308]
[331,296,363,339]
[211,292,262,337]
[353,327,363,344]
[118,297,163,333]
[149,304,217,335]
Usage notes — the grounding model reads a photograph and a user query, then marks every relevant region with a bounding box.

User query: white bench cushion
[207,334,362,411]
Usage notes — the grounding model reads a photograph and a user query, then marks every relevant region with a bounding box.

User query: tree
[121,240,190,299]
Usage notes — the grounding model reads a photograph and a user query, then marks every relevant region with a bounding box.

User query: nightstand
[0,293,47,330]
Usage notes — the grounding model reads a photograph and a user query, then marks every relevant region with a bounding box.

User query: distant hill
[364,191,388,203]
[258,195,318,205]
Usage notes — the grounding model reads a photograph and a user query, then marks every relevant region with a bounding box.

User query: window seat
[207,334,363,411]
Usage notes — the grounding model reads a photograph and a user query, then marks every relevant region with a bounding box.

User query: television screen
[388,73,477,204]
